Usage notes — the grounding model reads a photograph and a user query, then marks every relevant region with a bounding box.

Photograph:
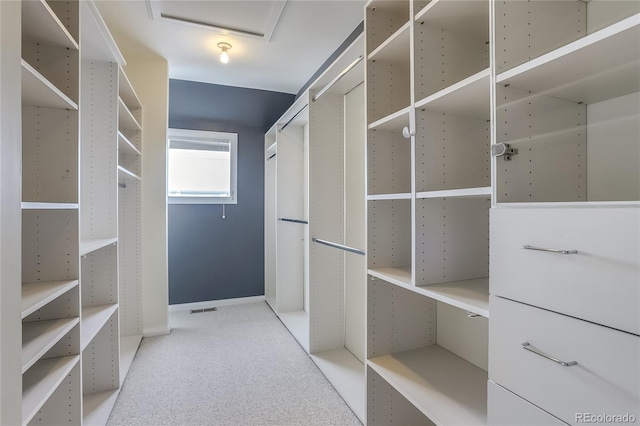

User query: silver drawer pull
[521,342,577,367]
[522,245,578,255]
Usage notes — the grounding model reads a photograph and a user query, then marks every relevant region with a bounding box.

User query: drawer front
[489,296,640,425]
[490,206,639,334]
[488,381,566,426]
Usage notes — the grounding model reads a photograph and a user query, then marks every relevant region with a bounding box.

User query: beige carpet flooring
[107,302,362,426]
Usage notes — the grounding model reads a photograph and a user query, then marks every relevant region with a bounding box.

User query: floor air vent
[190,307,217,314]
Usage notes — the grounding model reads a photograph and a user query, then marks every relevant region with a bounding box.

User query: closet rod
[312,238,365,256]
[312,55,363,102]
[278,217,309,224]
[279,104,309,132]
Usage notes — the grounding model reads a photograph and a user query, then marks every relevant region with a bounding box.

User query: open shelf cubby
[367,279,488,425]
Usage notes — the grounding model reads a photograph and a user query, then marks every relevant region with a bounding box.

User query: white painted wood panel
[22,210,79,283]
[436,302,488,371]
[80,59,118,242]
[366,1,410,55]
[415,110,490,193]
[82,313,120,394]
[22,106,78,204]
[414,21,488,100]
[415,197,489,286]
[496,85,586,203]
[309,91,345,353]
[345,83,366,364]
[367,366,434,426]
[586,92,640,202]
[367,279,435,358]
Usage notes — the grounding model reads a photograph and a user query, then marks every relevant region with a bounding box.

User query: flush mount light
[217,42,232,64]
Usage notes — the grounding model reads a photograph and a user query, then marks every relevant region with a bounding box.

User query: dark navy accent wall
[168,83,294,305]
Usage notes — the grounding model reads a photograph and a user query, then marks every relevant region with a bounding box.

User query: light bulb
[220,50,229,64]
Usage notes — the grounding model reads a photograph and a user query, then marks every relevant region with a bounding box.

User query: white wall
[0,1,24,423]
[124,55,170,336]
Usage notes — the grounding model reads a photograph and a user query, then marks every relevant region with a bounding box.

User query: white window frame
[168,128,238,204]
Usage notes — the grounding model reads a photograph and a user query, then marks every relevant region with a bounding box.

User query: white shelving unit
[117,63,144,389]
[488,2,640,422]
[19,0,82,423]
[365,0,491,423]
[265,35,367,421]
[0,1,146,424]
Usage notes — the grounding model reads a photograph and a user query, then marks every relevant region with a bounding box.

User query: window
[168,129,238,204]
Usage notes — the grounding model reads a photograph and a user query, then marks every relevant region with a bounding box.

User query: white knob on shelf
[402,126,414,139]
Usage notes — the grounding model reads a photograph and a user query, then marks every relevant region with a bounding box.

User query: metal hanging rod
[312,55,363,102]
[278,218,309,224]
[312,238,365,256]
[279,104,309,132]
[267,153,276,161]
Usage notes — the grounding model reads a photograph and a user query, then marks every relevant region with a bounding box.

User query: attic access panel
[146,0,287,41]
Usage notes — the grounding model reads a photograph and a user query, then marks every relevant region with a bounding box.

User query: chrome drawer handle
[521,342,577,367]
[522,245,578,255]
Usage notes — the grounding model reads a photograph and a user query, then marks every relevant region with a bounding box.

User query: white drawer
[490,206,640,334]
[489,296,640,425]
[488,381,565,426]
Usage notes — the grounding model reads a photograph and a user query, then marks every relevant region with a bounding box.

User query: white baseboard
[143,326,171,337]
[168,295,265,312]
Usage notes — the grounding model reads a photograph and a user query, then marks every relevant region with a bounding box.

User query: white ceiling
[96,0,365,94]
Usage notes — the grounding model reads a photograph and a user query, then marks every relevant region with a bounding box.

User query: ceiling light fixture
[217,42,232,64]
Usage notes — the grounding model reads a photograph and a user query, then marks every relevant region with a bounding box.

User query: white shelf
[80,238,117,256]
[497,14,640,104]
[368,266,412,287]
[119,334,142,385]
[22,0,79,50]
[117,165,141,181]
[368,345,487,425]
[22,280,79,319]
[22,317,79,373]
[21,59,78,110]
[416,187,492,200]
[368,106,411,130]
[367,193,412,201]
[81,304,118,351]
[118,165,141,181]
[415,69,490,120]
[22,355,80,425]
[118,131,141,156]
[310,348,365,422]
[83,388,120,426]
[21,202,79,210]
[118,67,142,111]
[416,278,489,318]
[415,0,489,41]
[118,97,142,132]
[368,21,410,62]
[278,310,309,352]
